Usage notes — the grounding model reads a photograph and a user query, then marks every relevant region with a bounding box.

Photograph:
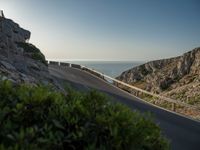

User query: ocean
[65,61,143,78]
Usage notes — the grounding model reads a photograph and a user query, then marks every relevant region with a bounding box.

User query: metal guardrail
[81,66,200,111]
[47,61,200,113]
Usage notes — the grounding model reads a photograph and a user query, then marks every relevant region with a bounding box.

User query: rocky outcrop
[0,14,60,89]
[116,47,200,105]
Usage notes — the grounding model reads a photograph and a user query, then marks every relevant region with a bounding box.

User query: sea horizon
[47,60,145,78]
[47,59,146,63]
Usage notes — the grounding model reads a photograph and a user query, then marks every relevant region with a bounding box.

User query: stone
[0,60,16,70]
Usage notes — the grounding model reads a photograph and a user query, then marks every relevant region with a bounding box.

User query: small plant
[0,81,170,150]
[16,42,40,53]
[188,97,200,105]
[16,42,47,65]
[139,64,150,75]
[31,52,46,65]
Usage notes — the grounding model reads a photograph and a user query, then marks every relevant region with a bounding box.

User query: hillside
[116,47,200,106]
[0,13,64,90]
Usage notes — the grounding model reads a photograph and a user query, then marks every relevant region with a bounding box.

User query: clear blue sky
[1,0,200,61]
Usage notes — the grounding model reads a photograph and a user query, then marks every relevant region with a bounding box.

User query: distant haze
[0,0,200,61]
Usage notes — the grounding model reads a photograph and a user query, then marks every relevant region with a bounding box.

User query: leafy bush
[0,81,170,150]
[16,42,40,53]
[16,42,47,65]
[31,52,46,65]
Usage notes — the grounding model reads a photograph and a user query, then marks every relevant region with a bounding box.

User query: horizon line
[46,58,147,62]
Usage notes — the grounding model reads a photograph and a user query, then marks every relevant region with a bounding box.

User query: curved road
[49,65,200,150]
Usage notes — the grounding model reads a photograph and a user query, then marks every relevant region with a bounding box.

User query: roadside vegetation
[0,81,170,150]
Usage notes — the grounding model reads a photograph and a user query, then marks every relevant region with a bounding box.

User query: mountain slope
[0,14,60,88]
[116,48,200,106]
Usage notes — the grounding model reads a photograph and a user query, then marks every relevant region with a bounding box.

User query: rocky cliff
[0,14,58,87]
[116,48,200,105]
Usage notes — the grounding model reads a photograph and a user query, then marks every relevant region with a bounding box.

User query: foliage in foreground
[0,81,170,150]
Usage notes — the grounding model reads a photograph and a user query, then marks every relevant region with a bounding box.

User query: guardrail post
[135,91,137,96]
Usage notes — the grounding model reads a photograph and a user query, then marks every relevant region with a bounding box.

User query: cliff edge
[0,14,58,87]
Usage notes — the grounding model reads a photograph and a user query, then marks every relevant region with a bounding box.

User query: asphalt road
[49,65,200,150]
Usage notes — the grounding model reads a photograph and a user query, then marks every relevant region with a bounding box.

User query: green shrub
[16,42,47,65]
[16,42,40,53]
[31,52,46,65]
[0,81,170,150]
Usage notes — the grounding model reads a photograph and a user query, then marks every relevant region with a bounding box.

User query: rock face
[116,48,200,105]
[0,14,58,87]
